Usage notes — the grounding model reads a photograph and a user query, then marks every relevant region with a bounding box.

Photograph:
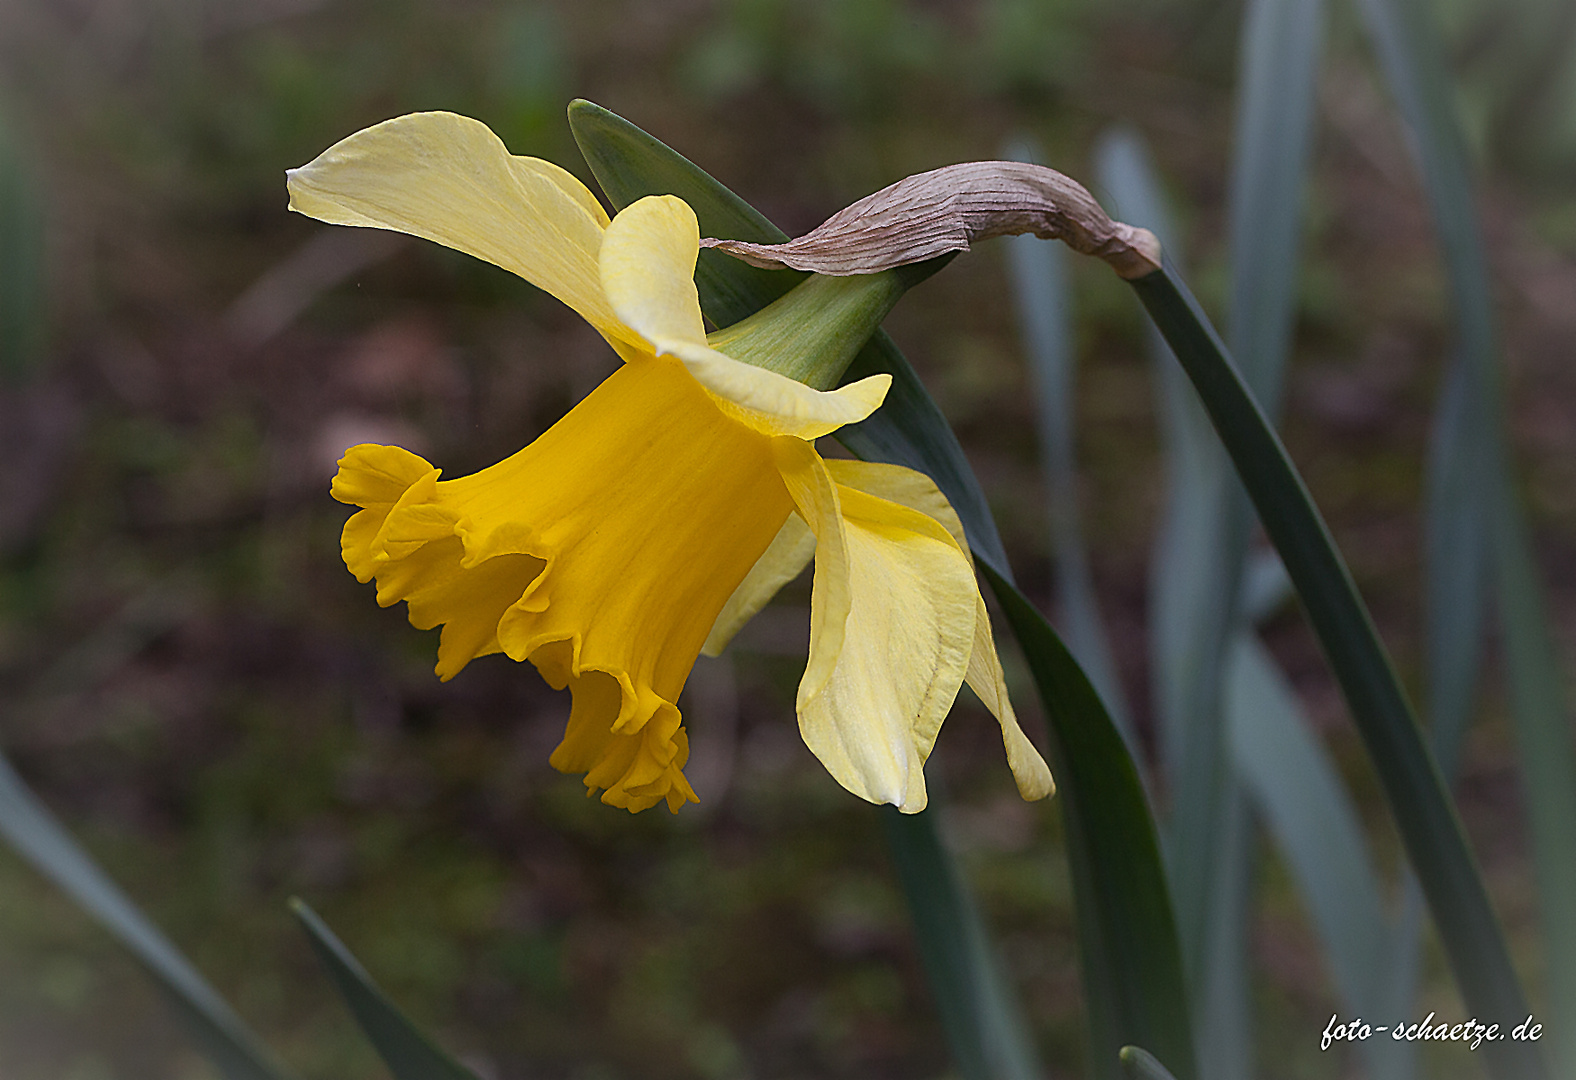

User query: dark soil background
[0,1,1572,1078]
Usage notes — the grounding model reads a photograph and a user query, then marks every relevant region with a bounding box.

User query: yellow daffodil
[289,112,1053,814]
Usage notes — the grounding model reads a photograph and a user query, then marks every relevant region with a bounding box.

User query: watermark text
[1321,1013,1543,1052]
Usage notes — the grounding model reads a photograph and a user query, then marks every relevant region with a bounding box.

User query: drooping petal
[770,438,851,710]
[701,512,816,657]
[332,355,794,811]
[825,460,1055,800]
[597,195,893,439]
[287,111,645,361]
[785,470,978,812]
[670,340,892,439]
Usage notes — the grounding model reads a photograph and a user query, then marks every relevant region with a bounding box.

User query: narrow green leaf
[985,565,1196,1080]
[1492,483,1576,1063]
[1092,130,1208,785]
[566,100,1196,1080]
[0,751,294,1080]
[290,899,480,1080]
[1194,786,1254,1080]
[1357,0,1495,787]
[1094,133,1252,1034]
[0,106,48,384]
[1095,122,1241,1080]
[882,808,1042,1080]
[1175,5,1329,1056]
[1128,264,1545,1080]
[1421,344,1493,780]
[1226,634,1407,1079]
[1003,136,1138,760]
[567,98,1012,581]
[1119,1045,1180,1080]
[1384,357,1492,1080]
[1227,0,1325,408]
[1358,1,1576,1073]
[1102,115,1400,1080]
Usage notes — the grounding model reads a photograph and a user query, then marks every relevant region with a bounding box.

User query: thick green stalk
[707,259,946,389]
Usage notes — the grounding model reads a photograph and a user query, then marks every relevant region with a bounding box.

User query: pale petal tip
[1008,741,1056,801]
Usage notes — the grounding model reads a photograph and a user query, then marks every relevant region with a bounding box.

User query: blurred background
[0,0,1572,1077]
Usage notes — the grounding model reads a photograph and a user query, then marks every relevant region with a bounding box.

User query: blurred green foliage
[0,0,1571,1077]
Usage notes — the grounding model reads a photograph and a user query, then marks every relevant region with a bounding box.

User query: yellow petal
[548,667,698,814]
[594,191,891,438]
[825,460,1055,801]
[330,355,793,811]
[599,195,708,348]
[822,460,967,553]
[770,438,851,709]
[671,339,891,439]
[701,511,816,657]
[332,444,443,583]
[287,111,644,360]
[797,481,979,813]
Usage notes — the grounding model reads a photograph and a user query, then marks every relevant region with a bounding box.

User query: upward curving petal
[287,111,644,359]
[599,195,709,347]
[825,460,1054,801]
[597,194,892,439]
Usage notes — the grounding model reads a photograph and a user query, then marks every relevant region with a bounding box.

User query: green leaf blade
[0,752,294,1080]
[0,109,48,385]
[290,899,480,1080]
[1003,137,1137,757]
[1128,264,1546,1080]
[1119,1045,1181,1080]
[1357,1,1576,1073]
[985,566,1196,1080]
[882,808,1043,1080]
[1226,634,1408,1079]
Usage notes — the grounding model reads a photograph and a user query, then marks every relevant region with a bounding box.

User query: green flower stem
[1127,263,1546,1080]
[707,257,948,390]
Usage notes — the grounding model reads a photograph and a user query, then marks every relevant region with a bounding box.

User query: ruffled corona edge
[329,357,794,813]
[330,442,694,811]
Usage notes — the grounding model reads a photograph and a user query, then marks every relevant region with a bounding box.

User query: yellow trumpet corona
[290,111,1053,814]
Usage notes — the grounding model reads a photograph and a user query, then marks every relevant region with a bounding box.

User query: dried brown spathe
[701,161,1163,281]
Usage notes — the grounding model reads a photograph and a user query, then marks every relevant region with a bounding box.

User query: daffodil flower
[289,112,1053,814]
